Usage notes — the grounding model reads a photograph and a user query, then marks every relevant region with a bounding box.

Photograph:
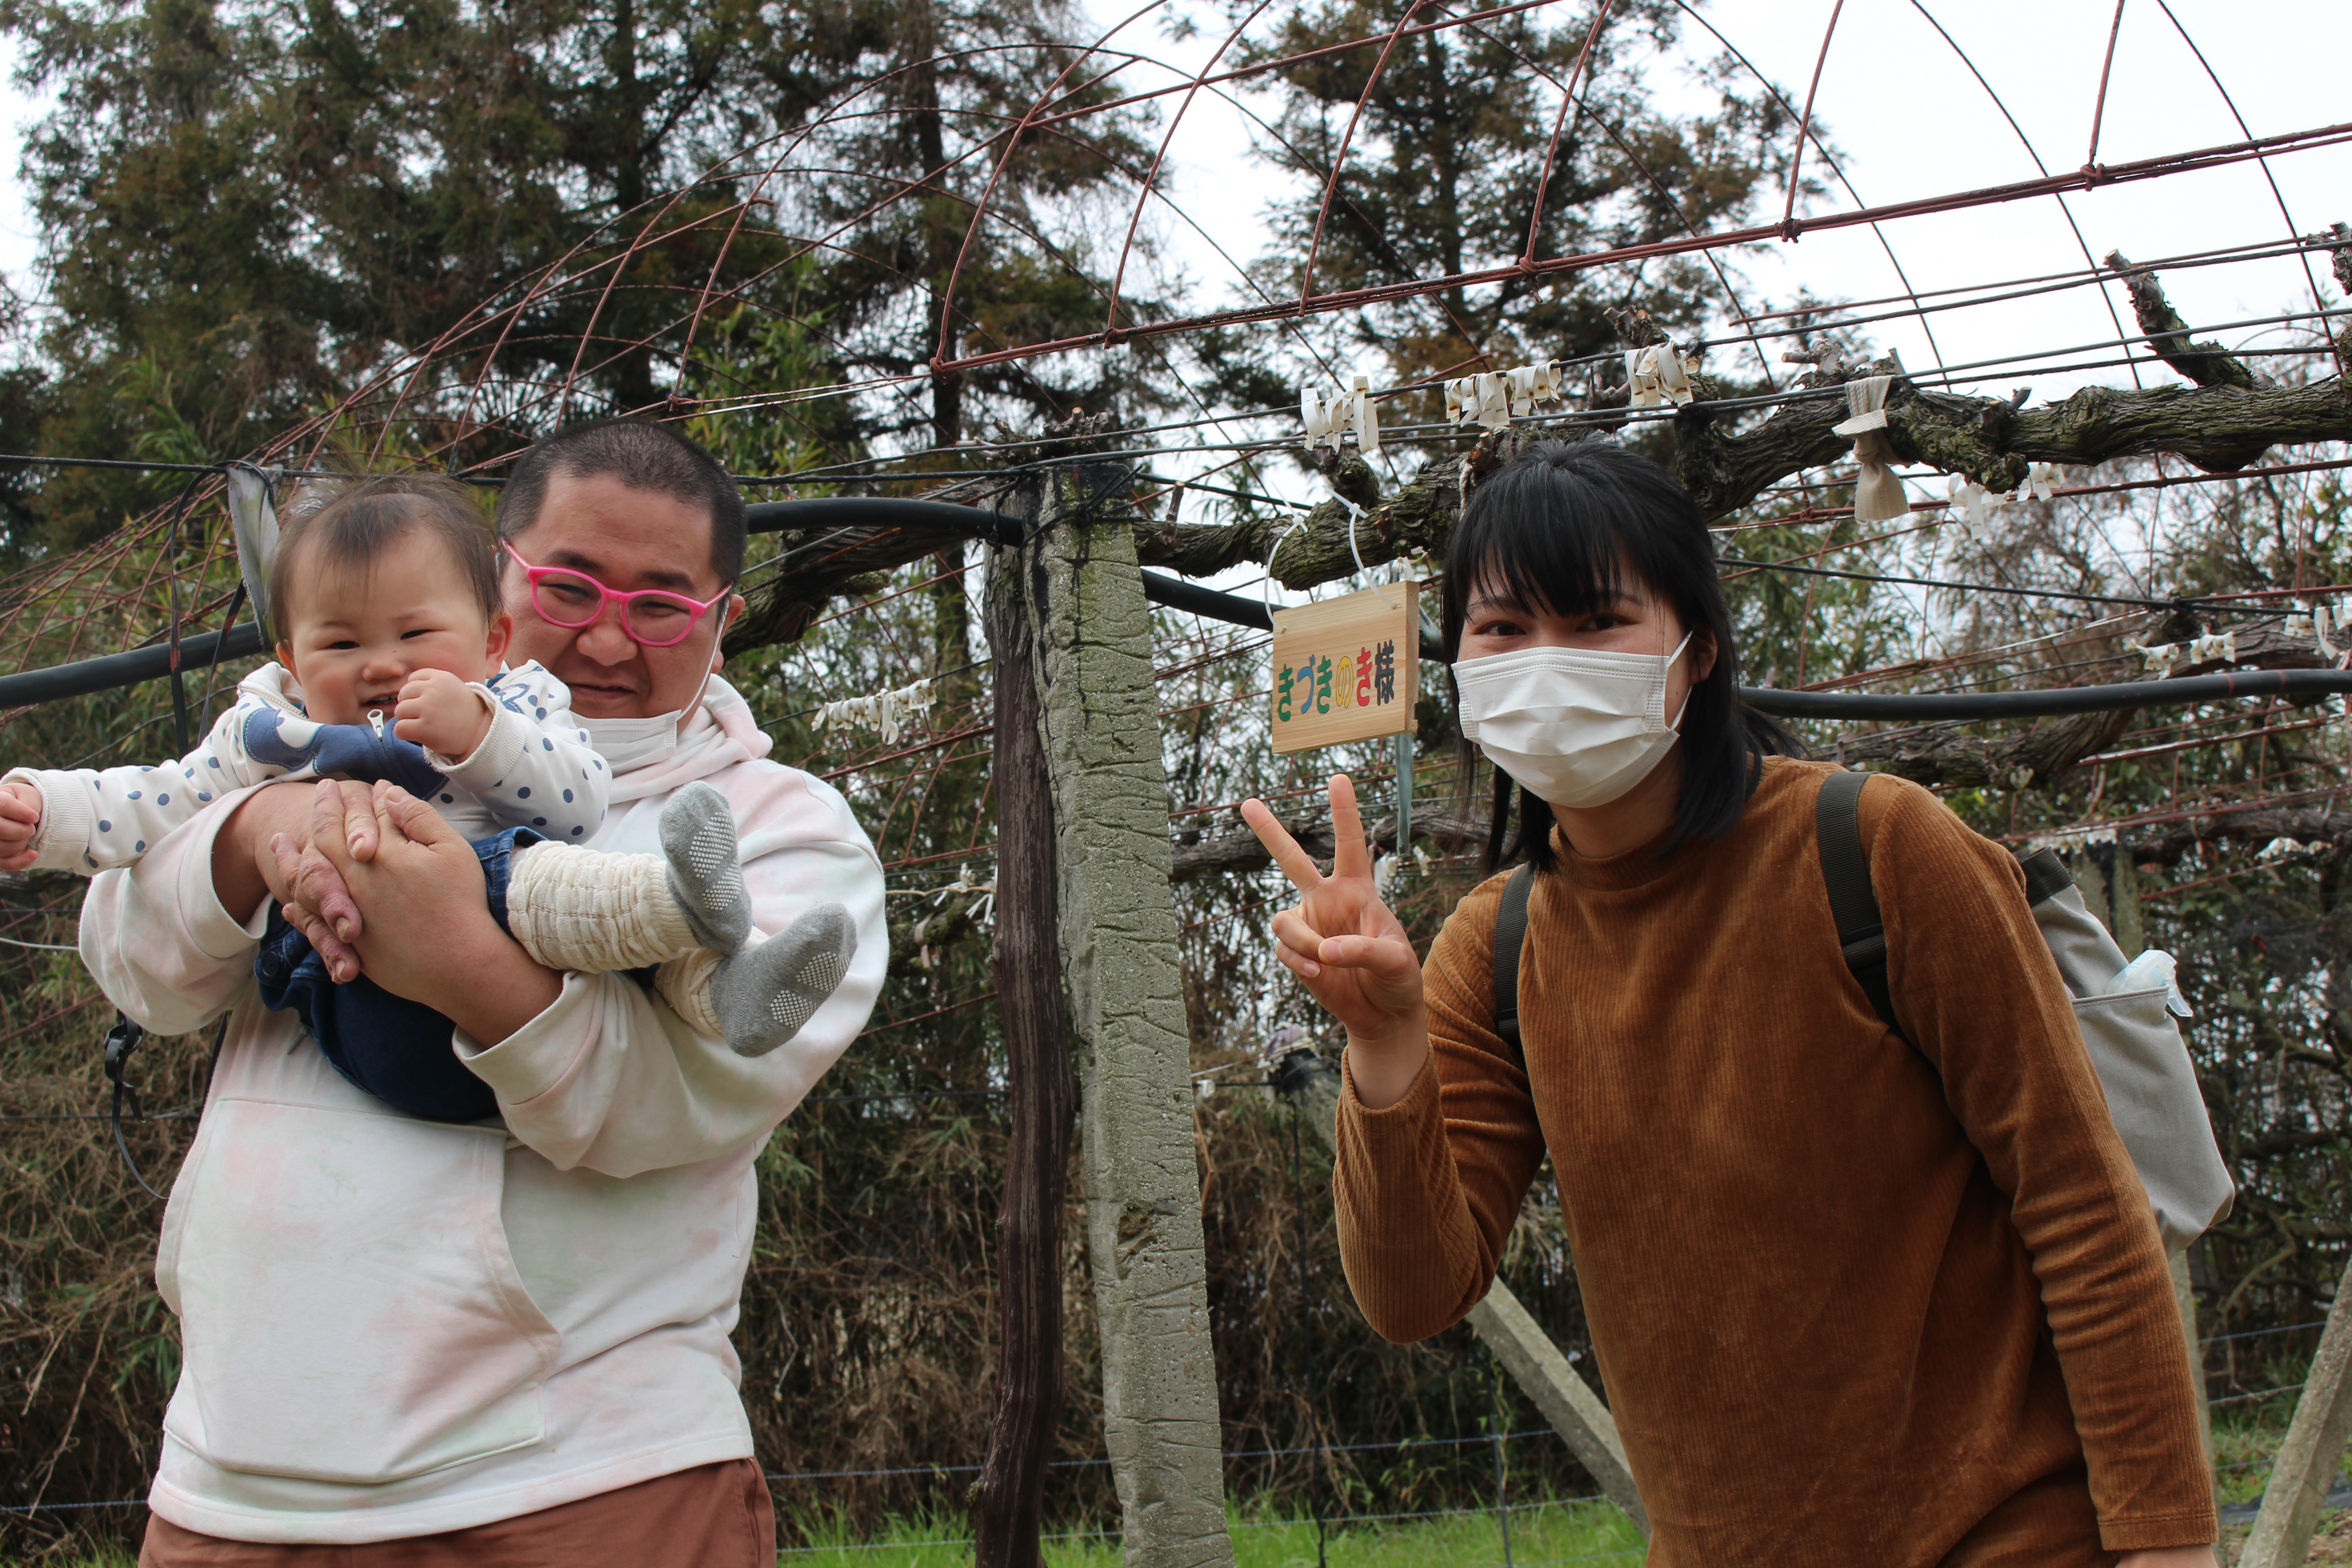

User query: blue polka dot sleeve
[434,662,611,843]
[1,684,296,873]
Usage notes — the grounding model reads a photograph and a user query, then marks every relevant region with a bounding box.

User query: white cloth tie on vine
[814,676,936,746]
[2026,461,2065,501]
[1828,374,1907,525]
[1445,371,1514,431]
[1944,475,2008,539]
[1625,343,1697,408]
[930,865,995,926]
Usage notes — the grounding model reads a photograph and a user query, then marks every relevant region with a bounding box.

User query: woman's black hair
[1441,439,1803,874]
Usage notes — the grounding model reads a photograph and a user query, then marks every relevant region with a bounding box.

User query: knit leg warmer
[506,843,700,974]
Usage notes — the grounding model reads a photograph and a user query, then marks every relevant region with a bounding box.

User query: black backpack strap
[2013,844,2073,907]
[1491,865,1536,1063]
[1816,769,1899,1034]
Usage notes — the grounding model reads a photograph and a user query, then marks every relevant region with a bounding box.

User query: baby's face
[276,529,510,725]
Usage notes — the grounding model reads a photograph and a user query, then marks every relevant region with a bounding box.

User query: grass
[779,1497,1646,1568]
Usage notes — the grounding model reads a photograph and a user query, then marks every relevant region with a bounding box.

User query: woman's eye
[1473,618,1522,638]
[545,581,596,606]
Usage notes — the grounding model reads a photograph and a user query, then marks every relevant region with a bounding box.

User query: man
[81,419,886,1565]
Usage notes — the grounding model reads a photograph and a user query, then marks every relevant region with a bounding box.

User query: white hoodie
[77,676,887,1544]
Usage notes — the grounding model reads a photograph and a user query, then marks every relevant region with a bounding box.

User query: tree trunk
[974,479,1073,1568]
[1005,464,1235,1568]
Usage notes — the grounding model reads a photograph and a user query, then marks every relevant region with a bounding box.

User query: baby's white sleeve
[429,662,611,843]
[4,698,279,873]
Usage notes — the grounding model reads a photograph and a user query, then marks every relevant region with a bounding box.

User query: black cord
[101,1013,165,1200]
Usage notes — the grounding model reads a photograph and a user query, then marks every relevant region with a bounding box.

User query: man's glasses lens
[529,571,705,647]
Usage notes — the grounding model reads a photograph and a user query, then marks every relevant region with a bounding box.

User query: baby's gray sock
[712,903,856,1058]
[659,781,750,952]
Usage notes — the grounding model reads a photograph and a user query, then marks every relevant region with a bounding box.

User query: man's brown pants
[138,1458,776,1567]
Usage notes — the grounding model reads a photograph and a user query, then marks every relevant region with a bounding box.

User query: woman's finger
[1240,798,1328,894]
[1326,773,1374,883]
[1269,906,1329,959]
[289,841,364,945]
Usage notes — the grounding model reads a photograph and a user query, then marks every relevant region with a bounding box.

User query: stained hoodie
[78,675,887,1544]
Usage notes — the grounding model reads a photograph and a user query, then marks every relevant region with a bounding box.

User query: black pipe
[0,622,267,710]
[1141,570,1273,631]
[5,561,2348,726]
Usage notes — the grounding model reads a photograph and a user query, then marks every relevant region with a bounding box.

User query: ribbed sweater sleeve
[1334,874,1545,1343]
[1864,779,2215,1550]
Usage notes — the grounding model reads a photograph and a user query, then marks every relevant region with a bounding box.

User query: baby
[0,475,852,1121]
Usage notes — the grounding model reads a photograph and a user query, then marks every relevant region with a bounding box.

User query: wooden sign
[1269,581,1419,754]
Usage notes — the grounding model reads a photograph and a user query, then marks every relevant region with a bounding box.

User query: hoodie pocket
[162,1097,559,1485]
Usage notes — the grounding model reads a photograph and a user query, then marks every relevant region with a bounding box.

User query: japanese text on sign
[1269,581,1419,755]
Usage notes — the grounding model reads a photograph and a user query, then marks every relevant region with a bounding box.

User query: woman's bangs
[1453,470,1642,627]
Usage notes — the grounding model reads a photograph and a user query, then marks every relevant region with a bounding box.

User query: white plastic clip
[1346,372,1382,458]
[1301,386,1340,452]
[367,708,388,740]
[1829,374,1905,524]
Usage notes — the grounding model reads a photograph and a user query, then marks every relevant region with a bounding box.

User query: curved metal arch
[2150,0,2345,379]
[1104,0,1280,338]
[1519,0,1615,269]
[1671,1,1950,386]
[1296,0,1436,309]
[1904,1,2145,392]
[930,0,1177,370]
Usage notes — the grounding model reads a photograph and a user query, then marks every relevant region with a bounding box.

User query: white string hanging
[813,676,937,746]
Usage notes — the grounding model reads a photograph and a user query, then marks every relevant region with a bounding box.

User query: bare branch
[2106,250,2258,389]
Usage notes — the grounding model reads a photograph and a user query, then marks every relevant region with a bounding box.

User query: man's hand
[393,668,492,760]
[0,779,43,871]
[259,780,377,982]
[2116,1549,2218,1568]
[302,782,560,1044]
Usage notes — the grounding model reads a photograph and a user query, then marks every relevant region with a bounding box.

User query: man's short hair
[495,418,747,586]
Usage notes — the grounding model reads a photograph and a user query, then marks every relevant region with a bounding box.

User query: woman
[1241,442,2216,1568]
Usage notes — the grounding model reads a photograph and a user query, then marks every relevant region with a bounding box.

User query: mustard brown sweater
[1334,758,2215,1566]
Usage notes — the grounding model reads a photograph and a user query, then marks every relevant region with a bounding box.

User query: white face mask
[1454,632,1693,810]
[579,668,715,773]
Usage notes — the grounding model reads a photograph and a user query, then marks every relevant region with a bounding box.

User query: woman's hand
[1240,774,1429,1108]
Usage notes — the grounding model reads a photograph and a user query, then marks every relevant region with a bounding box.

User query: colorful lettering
[1316,655,1333,714]
[1356,646,1374,706]
[1277,663,1294,723]
[1375,639,1397,705]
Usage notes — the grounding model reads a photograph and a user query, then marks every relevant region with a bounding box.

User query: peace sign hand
[1240,773,1431,1110]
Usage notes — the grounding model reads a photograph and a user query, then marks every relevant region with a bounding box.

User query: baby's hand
[0,779,44,871]
[392,670,492,759]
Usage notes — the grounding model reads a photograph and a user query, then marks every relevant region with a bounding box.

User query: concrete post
[1005,465,1235,1568]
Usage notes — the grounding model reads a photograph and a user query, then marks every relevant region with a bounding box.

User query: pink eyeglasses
[503,541,732,648]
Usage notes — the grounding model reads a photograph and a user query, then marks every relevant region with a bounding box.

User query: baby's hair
[268,475,501,642]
